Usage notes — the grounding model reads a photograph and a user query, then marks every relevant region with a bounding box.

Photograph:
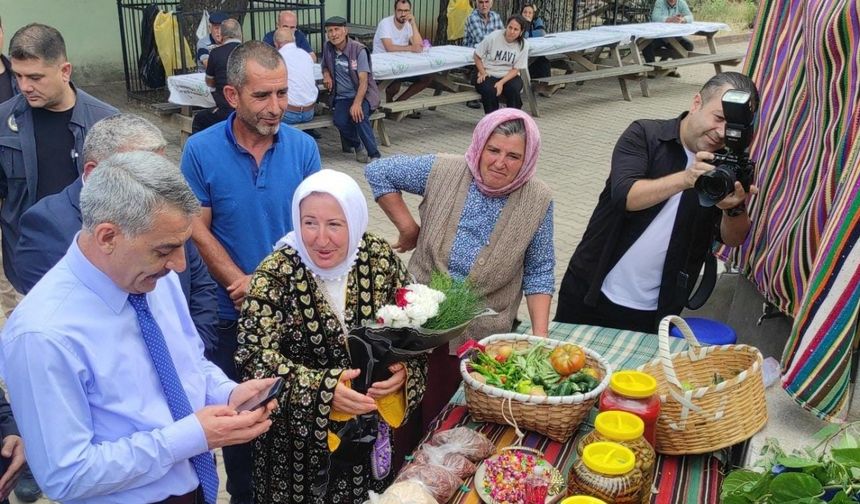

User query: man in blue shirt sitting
[181,40,321,504]
[15,114,220,354]
[263,10,316,62]
[0,151,278,504]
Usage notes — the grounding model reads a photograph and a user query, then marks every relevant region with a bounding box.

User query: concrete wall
[0,0,353,85]
[1,0,126,84]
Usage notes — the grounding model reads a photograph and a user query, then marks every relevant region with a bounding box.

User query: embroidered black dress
[236,233,428,503]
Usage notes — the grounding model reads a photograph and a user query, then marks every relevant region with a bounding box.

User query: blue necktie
[128,294,219,504]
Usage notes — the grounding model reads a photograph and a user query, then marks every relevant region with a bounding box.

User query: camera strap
[687,253,717,310]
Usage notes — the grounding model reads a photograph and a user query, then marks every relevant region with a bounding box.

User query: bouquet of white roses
[375,284,446,328]
[347,272,492,392]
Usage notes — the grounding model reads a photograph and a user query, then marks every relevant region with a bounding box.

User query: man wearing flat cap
[197,11,228,69]
[321,16,382,163]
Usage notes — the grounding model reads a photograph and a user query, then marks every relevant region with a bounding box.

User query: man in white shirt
[556,72,759,333]
[274,28,318,125]
[372,0,433,104]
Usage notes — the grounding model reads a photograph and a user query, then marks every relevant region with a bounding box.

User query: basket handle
[657,315,703,391]
[500,396,525,446]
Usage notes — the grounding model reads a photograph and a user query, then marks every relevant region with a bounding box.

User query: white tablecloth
[168,45,475,106]
[371,45,475,80]
[168,65,324,108]
[590,21,730,40]
[526,30,632,57]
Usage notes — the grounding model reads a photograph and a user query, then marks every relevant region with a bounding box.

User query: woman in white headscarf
[235,169,427,504]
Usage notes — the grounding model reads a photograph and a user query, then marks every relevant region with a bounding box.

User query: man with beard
[180,40,321,504]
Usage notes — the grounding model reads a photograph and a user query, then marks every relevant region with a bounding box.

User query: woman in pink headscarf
[365,108,554,452]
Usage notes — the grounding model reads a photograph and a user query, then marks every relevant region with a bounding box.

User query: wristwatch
[724,203,746,217]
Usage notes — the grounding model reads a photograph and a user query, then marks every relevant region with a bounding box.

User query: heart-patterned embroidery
[361,305,372,317]
[320,391,333,403]
[297,280,308,292]
[303,308,314,319]
[300,294,311,305]
[319,404,331,415]
[360,292,371,302]
[323,376,338,388]
[314,430,326,440]
[308,321,319,332]
[359,265,369,275]
[353,466,362,474]
[360,278,370,289]
[310,333,322,345]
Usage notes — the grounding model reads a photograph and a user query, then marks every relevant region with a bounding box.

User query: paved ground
[9,40,806,503]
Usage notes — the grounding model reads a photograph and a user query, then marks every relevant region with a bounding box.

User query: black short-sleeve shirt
[205,41,241,111]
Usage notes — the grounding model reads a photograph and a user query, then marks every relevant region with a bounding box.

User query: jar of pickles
[567,442,644,503]
[577,411,655,503]
[599,370,661,448]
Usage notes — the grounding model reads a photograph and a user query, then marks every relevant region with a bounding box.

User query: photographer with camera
[555,72,759,333]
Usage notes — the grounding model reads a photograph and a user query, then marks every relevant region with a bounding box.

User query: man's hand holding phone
[196,378,282,449]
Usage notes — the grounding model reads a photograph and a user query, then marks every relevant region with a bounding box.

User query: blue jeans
[282,109,315,124]
[332,98,380,157]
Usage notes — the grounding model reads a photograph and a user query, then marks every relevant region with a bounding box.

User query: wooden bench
[177,111,390,149]
[379,91,481,121]
[648,51,744,74]
[533,64,650,86]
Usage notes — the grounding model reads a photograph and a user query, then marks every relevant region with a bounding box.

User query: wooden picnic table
[591,22,744,76]
[406,321,745,503]
[521,29,651,117]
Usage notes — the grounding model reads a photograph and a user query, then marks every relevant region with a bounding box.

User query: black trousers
[191,107,232,134]
[529,57,552,79]
[212,320,253,502]
[473,74,524,113]
[554,271,659,334]
[642,37,695,63]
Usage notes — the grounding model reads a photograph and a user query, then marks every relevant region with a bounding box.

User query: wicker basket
[639,316,767,455]
[460,333,612,443]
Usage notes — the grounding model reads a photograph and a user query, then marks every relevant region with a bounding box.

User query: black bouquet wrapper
[346,310,494,393]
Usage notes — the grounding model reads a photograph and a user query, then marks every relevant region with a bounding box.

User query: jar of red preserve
[598,370,661,448]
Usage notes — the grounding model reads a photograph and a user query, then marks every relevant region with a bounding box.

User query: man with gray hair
[181,40,320,504]
[0,150,278,504]
[192,18,243,133]
[0,23,117,293]
[15,114,219,354]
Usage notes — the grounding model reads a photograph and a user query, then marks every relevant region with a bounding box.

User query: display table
[415,321,734,504]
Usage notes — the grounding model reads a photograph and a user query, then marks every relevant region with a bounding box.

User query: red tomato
[550,344,586,376]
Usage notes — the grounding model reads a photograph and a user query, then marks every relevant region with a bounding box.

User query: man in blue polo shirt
[180,40,320,504]
[263,10,316,62]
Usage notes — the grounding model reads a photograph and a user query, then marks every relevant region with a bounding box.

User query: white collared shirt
[278,42,319,107]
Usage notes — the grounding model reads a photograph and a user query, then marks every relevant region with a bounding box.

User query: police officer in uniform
[0,23,117,294]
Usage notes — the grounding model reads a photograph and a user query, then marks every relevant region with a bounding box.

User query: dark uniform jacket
[15,178,220,352]
[0,85,117,290]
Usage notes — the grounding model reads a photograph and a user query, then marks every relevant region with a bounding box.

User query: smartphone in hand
[236,377,285,412]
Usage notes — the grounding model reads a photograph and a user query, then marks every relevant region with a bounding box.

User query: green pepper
[516,379,533,394]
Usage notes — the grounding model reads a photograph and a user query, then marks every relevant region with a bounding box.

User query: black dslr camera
[694,89,757,207]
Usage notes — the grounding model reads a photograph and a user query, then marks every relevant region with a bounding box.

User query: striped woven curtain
[727,0,860,420]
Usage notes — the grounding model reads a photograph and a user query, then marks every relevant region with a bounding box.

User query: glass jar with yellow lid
[598,370,661,448]
[577,411,655,503]
[559,496,607,504]
[567,442,644,503]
